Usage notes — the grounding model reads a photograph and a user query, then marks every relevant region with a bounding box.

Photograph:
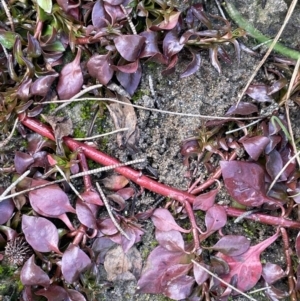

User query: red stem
[19,114,300,230]
[77,151,93,191]
[225,207,300,229]
[280,227,296,301]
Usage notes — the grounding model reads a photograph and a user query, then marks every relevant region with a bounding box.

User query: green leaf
[37,0,52,13]
[0,30,19,49]
[45,40,65,52]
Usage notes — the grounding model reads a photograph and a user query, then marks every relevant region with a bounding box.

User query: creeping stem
[19,113,300,230]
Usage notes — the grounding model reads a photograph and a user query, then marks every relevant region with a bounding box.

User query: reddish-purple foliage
[193,185,219,211]
[0,194,15,225]
[1,1,299,299]
[28,179,76,217]
[151,208,190,233]
[57,48,83,99]
[62,244,91,283]
[220,161,272,207]
[22,215,61,253]
[206,235,250,256]
[21,255,50,288]
[217,231,279,292]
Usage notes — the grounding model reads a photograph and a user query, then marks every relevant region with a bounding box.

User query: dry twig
[234,0,298,105]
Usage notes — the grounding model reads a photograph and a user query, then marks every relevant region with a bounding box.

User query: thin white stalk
[148,75,155,97]
[215,0,227,19]
[0,159,145,202]
[39,97,261,121]
[268,149,300,193]
[191,260,257,301]
[120,4,136,35]
[284,58,300,167]
[0,118,18,148]
[0,170,30,199]
[52,84,103,114]
[235,0,298,106]
[248,286,270,294]
[252,39,273,51]
[55,165,84,202]
[225,119,261,134]
[96,182,130,240]
[74,128,128,141]
[0,0,14,31]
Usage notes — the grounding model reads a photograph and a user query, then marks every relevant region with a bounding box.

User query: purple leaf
[218,231,279,292]
[150,11,181,31]
[205,205,227,232]
[107,194,126,211]
[191,5,211,29]
[161,54,178,76]
[36,285,69,301]
[193,186,219,211]
[267,77,287,95]
[22,215,61,253]
[161,264,194,300]
[104,2,127,24]
[92,0,107,28]
[57,48,83,99]
[92,237,116,263]
[210,255,230,275]
[67,289,87,301]
[266,149,285,181]
[27,133,56,154]
[180,51,201,78]
[14,151,34,174]
[265,285,289,300]
[163,30,184,59]
[296,232,300,258]
[193,262,210,285]
[137,246,189,294]
[101,174,129,190]
[139,31,161,58]
[62,244,91,283]
[208,235,250,256]
[114,35,146,62]
[225,102,258,116]
[280,146,296,179]
[246,84,273,102]
[30,74,58,96]
[0,225,17,240]
[112,60,139,73]
[239,136,270,160]
[0,196,15,225]
[27,33,41,58]
[16,78,32,101]
[116,187,134,201]
[29,179,76,217]
[103,0,124,5]
[87,54,114,85]
[98,218,118,235]
[80,190,103,206]
[262,262,286,284]
[76,199,97,229]
[120,225,136,253]
[116,61,142,95]
[152,208,190,233]
[155,229,185,252]
[220,161,268,207]
[21,255,50,287]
